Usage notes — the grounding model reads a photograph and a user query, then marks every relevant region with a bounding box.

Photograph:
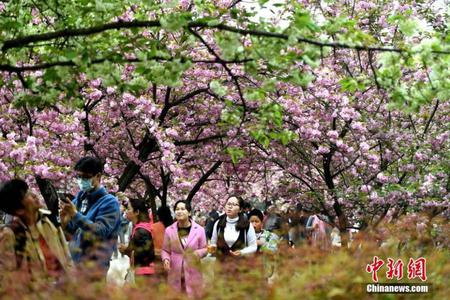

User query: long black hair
[218,196,249,231]
[157,206,174,227]
[129,198,150,222]
[0,179,29,215]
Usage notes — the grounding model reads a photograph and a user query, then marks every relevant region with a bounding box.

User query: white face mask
[77,178,94,192]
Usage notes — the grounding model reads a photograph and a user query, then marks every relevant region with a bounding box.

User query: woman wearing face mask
[161,200,207,298]
[118,198,155,285]
[210,196,257,260]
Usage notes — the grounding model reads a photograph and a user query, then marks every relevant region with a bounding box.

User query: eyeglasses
[225,202,240,208]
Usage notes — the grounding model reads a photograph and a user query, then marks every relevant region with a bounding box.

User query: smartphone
[57,191,72,203]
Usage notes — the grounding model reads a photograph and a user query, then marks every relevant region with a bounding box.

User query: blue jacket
[67,186,120,270]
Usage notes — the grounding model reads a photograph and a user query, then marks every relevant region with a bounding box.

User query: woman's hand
[229,250,241,257]
[118,243,127,254]
[163,259,171,272]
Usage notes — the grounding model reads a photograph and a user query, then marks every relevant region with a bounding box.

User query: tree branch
[169,87,210,107]
[0,57,253,73]
[2,20,162,51]
[189,28,247,127]
[422,99,439,137]
[2,20,449,55]
[160,166,170,207]
[158,87,172,125]
[23,105,34,136]
[186,161,222,206]
[174,134,225,146]
[138,170,161,199]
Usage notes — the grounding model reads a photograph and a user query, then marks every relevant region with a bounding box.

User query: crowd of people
[0,156,340,297]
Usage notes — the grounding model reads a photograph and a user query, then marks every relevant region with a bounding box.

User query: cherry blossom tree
[0,0,448,230]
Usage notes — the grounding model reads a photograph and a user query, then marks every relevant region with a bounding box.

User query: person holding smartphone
[59,156,120,276]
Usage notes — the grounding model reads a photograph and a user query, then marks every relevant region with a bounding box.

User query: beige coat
[0,209,73,281]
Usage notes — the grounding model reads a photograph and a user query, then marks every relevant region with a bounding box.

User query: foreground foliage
[1,213,448,299]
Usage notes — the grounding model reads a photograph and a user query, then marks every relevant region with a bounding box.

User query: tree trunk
[149,195,157,222]
[118,136,158,192]
[339,228,350,249]
[118,161,141,192]
[186,161,222,207]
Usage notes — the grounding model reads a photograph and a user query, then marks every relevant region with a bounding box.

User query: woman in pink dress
[161,200,207,298]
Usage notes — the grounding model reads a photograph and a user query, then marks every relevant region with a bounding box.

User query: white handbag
[124,250,135,286]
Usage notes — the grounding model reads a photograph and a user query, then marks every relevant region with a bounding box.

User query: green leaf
[261,79,277,92]
[64,49,78,60]
[210,80,227,97]
[226,147,245,164]
[43,68,61,83]
[251,130,270,148]
[399,19,418,37]
[220,107,243,126]
[291,9,319,32]
[287,70,314,87]
[95,0,106,11]
[215,32,243,60]
[230,8,239,19]
[160,12,192,32]
[245,88,266,101]
[280,129,295,145]
[340,77,359,93]
[207,19,221,26]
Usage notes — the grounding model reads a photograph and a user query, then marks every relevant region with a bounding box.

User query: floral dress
[256,230,279,252]
[255,230,279,279]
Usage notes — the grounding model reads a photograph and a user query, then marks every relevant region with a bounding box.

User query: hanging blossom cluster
[0,73,84,183]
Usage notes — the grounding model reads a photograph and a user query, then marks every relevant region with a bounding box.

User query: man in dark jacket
[205,206,219,240]
[60,157,120,274]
